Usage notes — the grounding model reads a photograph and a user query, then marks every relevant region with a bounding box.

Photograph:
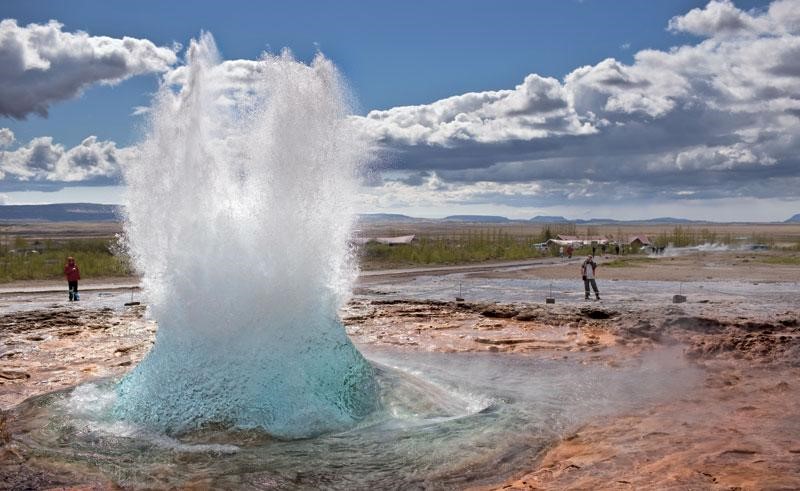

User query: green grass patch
[0,237,132,283]
[359,231,548,269]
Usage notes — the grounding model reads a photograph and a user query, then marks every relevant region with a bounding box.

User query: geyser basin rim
[17,359,495,444]
[8,347,703,489]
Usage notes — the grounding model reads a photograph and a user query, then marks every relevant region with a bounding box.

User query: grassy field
[357,222,800,269]
[1,220,799,281]
[359,221,800,248]
[359,230,548,269]
[0,236,131,282]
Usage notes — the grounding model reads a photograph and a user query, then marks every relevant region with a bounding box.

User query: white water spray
[115,34,378,438]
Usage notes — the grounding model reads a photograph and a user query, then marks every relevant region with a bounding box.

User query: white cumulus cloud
[0,134,133,183]
[358,73,596,146]
[667,0,800,37]
[667,0,763,36]
[354,0,800,213]
[0,127,14,147]
[0,19,178,119]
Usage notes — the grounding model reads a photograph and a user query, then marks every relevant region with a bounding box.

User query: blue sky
[1,0,798,221]
[2,0,729,147]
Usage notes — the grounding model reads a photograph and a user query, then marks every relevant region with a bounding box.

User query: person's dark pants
[68,281,78,301]
[583,277,599,299]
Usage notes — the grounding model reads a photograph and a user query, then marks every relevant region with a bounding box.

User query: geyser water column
[114,34,378,438]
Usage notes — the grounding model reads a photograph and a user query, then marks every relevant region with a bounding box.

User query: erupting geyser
[114,33,379,438]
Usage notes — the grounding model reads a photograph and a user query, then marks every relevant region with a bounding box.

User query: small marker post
[546,282,555,304]
[673,282,687,303]
[455,282,464,302]
[124,287,141,307]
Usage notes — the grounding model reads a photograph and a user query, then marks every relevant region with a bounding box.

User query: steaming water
[114,34,377,438]
[8,348,701,489]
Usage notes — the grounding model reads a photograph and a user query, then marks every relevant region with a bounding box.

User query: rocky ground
[0,304,153,410]
[1,251,799,489]
[341,295,800,489]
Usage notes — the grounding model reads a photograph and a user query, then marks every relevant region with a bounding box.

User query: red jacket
[64,263,81,282]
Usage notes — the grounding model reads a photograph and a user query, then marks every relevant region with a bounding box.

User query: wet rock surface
[496,360,800,490]
[341,296,800,490]
[0,304,154,410]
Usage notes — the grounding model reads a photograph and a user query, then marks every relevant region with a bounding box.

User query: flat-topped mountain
[529,215,569,223]
[443,215,511,223]
[357,213,416,222]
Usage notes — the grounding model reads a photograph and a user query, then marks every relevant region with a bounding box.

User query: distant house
[375,235,416,245]
[585,236,610,245]
[351,235,416,246]
[548,236,579,246]
[628,235,652,248]
[551,235,609,246]
[556,235,580,242]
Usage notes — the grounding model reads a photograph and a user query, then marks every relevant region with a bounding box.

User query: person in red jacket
[64,256,81,301]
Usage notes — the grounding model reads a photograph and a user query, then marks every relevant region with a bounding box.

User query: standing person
[64,256,81,301]
[566,245,573,259]
[559,246,564,258]
[581,255,600,301]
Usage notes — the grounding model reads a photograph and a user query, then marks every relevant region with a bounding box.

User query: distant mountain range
[356,213,416,222]
[0,203,121,222]
[443,215,511,223]
[529,215,702,225]
[528,215,570,223]
[1,203,798,225]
